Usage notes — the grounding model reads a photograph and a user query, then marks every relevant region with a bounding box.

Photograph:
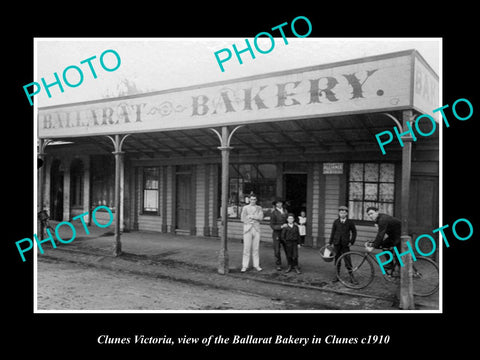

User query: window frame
[224,163,277,220]
[347,162,396,223]
[142,167,160,215]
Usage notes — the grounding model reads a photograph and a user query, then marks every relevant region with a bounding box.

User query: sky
[35,38,441,107]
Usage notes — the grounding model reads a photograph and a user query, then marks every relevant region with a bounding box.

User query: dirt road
[37,257,289,310]
[36,253,395,311]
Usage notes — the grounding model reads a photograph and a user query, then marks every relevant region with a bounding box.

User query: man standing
[240,194,264,272]
[269,198,288,271]
[329,206,357,283]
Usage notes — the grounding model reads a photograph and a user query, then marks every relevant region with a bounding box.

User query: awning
[41,111,438,160]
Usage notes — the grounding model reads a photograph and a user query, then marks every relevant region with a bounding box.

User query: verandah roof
[43,110,437,161]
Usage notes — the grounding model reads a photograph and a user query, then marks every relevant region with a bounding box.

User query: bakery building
[37,49,439,257]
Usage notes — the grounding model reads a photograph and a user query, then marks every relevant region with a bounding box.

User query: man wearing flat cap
[329,205,357,283]
[270,198,288,271]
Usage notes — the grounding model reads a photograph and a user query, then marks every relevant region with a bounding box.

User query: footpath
[39,221,439,311]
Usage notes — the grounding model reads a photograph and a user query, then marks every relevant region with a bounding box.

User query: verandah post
[211,125,243,275]
[113,135,123,256]
[106,134,130,257]
[218,126,231,274]
[399,110,415,310]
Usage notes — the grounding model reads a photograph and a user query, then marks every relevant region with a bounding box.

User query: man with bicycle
[366,206,402,272]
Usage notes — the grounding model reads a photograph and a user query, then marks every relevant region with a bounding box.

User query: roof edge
[38,49,420,111]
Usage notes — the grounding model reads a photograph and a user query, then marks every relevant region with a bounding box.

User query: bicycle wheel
[412,257,439,297]
[336,251,375,289]
[382,262,400,284]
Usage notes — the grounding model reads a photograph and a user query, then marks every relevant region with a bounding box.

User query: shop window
[143,167,159,214]
[91,155,114,208]
[348,163,395,221]
[226,164,277,219]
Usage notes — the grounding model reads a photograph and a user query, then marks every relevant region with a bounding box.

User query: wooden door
[176,173,192,230]
[409,175,439,236]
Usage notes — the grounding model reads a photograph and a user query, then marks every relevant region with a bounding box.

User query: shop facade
[37,49,439,254]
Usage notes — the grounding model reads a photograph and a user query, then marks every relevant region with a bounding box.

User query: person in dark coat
[329,206,357,283]
[281,213,302,274]
[366,207,401,252]
[270,198,288,271]
[366,207,402,272]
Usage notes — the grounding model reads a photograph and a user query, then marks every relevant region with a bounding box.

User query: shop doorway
[50,159,64,221]
[284,173,307,217]
[175,167,192,231]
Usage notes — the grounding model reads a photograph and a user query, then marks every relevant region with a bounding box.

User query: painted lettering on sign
[38,52,415,138]
[415,64,437,105]
[323,163,343,174]
[412,56,439,120]
[190,71,378,117]
[41,103,147,129]
[40,70,379,131]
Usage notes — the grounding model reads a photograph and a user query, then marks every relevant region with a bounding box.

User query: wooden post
[218,127,231,274]
[211,125,243,275]
[38,139,45,213]
[113,139,123,256]
[107,134,130,257]
[82,156,91,224]
[399,110,415,310]
[38,139,46,237]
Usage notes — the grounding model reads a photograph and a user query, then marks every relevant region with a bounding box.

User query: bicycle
[335,242,439,297]
[38,210,54,238]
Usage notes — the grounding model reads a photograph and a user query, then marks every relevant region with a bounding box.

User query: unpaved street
[37,257,289,310]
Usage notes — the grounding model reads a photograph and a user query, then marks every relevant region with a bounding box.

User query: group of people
[240,193,403,282]
[240,195,305,274]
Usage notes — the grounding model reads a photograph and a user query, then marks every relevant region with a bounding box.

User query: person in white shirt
[297,210,307,246]
[240,194,264,272]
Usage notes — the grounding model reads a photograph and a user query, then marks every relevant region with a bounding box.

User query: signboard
[38,51,417,138]
[323,163,343,174]
[413,53,440,121]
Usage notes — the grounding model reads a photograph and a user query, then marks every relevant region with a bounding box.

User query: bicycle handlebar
[365,241,394,253]
[364,242,374,252]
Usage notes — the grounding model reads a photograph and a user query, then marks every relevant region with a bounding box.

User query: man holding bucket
[328,205,357,283]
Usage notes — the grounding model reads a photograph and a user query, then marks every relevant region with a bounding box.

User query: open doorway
[284,173,307,217]
[50,159,64,221]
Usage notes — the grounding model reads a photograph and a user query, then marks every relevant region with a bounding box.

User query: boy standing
[329,206,357,283]
[281,213,302,274]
